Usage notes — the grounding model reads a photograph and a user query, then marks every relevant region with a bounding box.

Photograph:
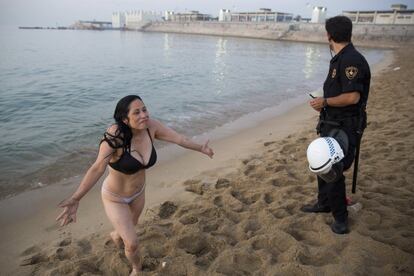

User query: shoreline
[0,93,311,201]
[0,49,395,274]
[0,96,317,275]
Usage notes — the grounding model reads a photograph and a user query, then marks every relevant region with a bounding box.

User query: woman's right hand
[56,198,79,226]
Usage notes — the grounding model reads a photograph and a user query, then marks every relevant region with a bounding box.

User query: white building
[110,11,163,29]
[164,11,174,21]
[125,11,163,28]
[164,10,212,22]
[219,9,231,22]
[125,11,143,29]
[112,12,126,28]
[311,6,327,23]
[228,8,293,22]
[343,4,414,24]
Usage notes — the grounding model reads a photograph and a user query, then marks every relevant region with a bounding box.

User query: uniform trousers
[317,123,357,222]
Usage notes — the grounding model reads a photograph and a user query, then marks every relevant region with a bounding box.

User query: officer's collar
[330,43,354,63]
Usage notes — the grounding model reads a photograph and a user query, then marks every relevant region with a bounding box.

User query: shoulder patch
[345,66,358,80]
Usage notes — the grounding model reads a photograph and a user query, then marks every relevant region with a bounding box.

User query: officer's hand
[310,97,325,111]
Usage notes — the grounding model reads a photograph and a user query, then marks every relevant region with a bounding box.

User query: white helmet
[307,137,344,174]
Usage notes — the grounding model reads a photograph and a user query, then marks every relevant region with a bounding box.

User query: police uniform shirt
[323,43,371,118]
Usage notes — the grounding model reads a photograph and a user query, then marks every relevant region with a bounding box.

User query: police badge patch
[345,66,358,80]
[331,68,337,78]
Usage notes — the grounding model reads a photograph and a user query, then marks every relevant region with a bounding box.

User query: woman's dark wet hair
[101,95,143,151]
[325,16,352,43]
[114,95,143,125]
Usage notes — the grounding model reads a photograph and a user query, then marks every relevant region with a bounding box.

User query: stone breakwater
[143,21,414,48]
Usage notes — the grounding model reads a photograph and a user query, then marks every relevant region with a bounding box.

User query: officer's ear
[326,31,334,41]
[327,33,332,42]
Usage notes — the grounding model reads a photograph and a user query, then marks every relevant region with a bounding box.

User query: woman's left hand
[201,140,214,158]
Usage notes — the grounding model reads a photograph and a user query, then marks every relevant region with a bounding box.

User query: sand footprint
[195,250,220,268]
[264,141,277,147]
[232,251,262,273]
[285,227,324,247]
[241,218,261,238]
[230,190,260,206]
[214,249,263,275]
[141,256,160,272]
[269,207,290,219]
[20,245,42,257]
[177,233,210,257]
[213,196,224,207]
[268,178,281,187]
[76,239,92,254]
[215,178,231,189]
[52,247,73,262]
[179,214,199,225]
[159,201,178,219]
[263,193,273,204]
[57,238,72,247]
[211,226,239,247]
[201,220,220,233]
[20,252,47,266]
[145,241,168,260]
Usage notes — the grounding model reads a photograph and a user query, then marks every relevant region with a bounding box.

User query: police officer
[301,16,371,234]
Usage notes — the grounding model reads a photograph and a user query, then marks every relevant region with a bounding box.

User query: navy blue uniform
[318,43,371,222]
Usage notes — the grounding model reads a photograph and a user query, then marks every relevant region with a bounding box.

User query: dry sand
[3,47,414,275]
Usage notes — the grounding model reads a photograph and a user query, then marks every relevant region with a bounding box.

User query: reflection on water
[213,38,228,95]
[303,46,322,79]
[164,33,171,57]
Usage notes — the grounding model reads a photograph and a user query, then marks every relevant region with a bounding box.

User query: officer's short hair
[325,16,352,43]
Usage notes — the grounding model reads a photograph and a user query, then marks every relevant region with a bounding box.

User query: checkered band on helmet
[323,137,335,157]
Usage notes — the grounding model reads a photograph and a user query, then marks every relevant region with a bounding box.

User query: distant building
[111,11,163,29]
[164,11,174,21]
[228,8,293,22]
[165,10,212,22]
[294,15,311,23]
[125,11,163,28]
[391,4,409,10]
[112,12,126,28]
[311,6,327,23]
[343,4,414,24]
[219,9,231,22]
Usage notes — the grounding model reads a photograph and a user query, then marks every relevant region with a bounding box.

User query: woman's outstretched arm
[56,128,115,226]
[151,119,214,158]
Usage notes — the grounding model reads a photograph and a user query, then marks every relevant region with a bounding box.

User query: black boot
[300,202,331,213]
[331,219,349,234]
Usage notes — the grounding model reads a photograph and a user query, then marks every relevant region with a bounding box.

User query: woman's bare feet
[110,231,124,249]
[129,268,140,276]
[129,255,142,276]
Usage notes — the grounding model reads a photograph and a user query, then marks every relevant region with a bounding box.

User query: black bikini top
[102,128,157,175]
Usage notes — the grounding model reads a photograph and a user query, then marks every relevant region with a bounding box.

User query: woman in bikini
[56,95,214,275]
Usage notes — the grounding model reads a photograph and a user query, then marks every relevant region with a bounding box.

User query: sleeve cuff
[342,82,363,93]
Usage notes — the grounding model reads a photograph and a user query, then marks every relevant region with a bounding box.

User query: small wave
[0,148,96,200]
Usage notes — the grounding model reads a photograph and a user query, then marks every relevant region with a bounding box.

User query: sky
[0,0,413,27]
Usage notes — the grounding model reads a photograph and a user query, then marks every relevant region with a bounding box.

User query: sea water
[0,26,386,198]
